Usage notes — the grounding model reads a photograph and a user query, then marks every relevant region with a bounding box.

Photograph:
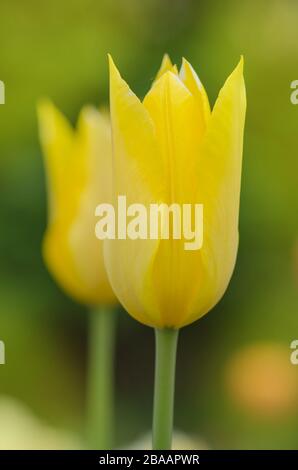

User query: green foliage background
[0,0,298,449]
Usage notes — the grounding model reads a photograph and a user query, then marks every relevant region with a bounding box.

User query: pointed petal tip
[160,69,181,83]
[154,54,175,82]
[108,53,117,73]
[236,55,244,74]
[36,99,60,136]
[181,56,189,67]
[107,52,113,64]
[108,54,127,98]
[223,56,245,88]
[179,57,199,82]
[108,54,123,82]
[171,64,178,75]
[37,98,54,118]
[180,57,190,78]
[161,53,172,67]
[149,68,191,98]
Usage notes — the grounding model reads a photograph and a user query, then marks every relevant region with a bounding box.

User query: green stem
[86,305,116,449]
[152,328,179,450]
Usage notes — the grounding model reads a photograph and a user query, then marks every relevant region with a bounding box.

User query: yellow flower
[38,101,116,305]
[105,54,246,328]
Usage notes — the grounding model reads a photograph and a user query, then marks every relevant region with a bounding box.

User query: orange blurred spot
[225,343,298,418]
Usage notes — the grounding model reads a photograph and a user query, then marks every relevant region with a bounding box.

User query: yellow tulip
[105,54,246,328]
[38,101,116,306]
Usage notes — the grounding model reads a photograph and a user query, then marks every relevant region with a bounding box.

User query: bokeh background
[1,0,298,449]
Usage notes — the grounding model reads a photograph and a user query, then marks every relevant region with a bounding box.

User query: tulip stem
[152,328,179,450]
[86,306,116,449]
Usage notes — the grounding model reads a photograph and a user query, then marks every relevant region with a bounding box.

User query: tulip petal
[69,107,116,304]
[106,56,166,326]
[183,57,246,326]
[143,71,200,203]
[154,54,175,81]
[38,101,86,301]
[39,101,115,305]
[180,58,211,133]
[143,71,205,326]
[37,100,75,222]
[108,55,165,200]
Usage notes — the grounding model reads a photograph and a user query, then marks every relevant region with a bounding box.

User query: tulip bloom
[38,101,115,306]
[107,54,246,449]
[38,101,117,449]
[106,54,246,329]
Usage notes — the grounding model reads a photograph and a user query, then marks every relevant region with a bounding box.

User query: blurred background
[0,0,298,449]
